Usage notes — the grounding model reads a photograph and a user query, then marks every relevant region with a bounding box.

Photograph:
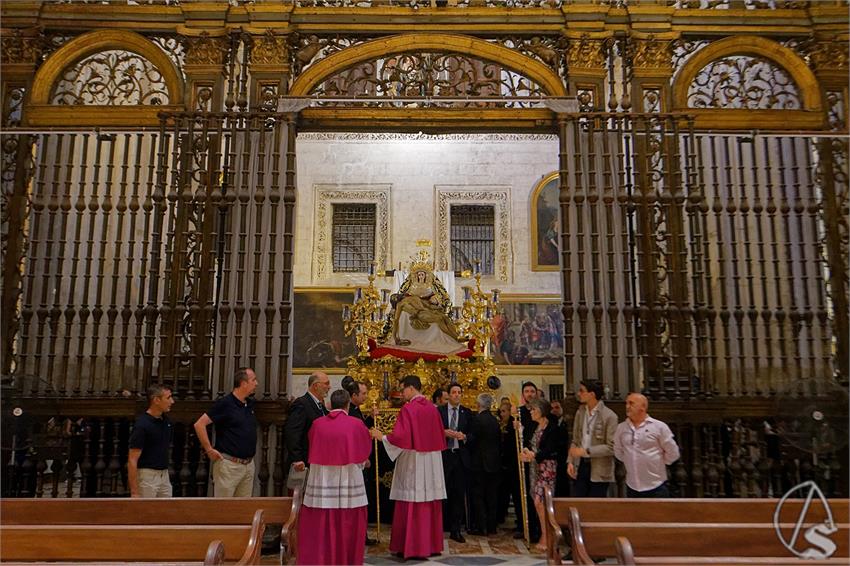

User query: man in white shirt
[613,392,680,498]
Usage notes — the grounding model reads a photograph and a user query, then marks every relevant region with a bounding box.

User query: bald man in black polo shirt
[194,368,259,497]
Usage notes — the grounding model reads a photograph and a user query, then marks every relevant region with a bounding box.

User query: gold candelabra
[456,259,501,357]
[342,262,390,357]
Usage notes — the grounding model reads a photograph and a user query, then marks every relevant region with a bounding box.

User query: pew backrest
[0,509,265,565]
[543,491,850,566]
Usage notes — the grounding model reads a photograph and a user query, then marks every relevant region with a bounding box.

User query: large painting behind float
[490,296,564,366]
[293,289,356,368]
[531,172,560,271]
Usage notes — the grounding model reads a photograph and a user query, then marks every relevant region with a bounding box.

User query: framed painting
[292,288,357,369]
[490,294,564,366]
[530,171,560,271]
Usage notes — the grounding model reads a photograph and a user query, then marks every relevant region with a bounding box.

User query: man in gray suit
[567,380,618,497]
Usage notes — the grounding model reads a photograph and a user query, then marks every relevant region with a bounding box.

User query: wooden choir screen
[558,114,846,400]
[6,111,296,400]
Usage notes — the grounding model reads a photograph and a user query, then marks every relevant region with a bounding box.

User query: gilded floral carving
[251,31,289,67]
[807,38,849,72]
[313,186,390,282]
[436,188,511,283]
[632,36,673,70]
[566,35,606,69]
[1,33,43,66]
[184,32,227,67]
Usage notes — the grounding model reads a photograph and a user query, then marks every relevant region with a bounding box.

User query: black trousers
[571,458,610,497]
[443,451,467,533]
[471,470,500,534]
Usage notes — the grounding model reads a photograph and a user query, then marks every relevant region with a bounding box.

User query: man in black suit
[468,393,501,535]
[284,371,330,477]
[438,382,473,543]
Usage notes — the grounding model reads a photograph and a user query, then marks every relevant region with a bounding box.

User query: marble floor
[362,525,552,565]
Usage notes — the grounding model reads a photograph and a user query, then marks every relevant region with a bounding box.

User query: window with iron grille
[450,204,495,275]
[549,384,565,403]
[332,203,376,272]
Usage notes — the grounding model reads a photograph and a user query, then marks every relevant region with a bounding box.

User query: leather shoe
[449,532,466,543]
[467,529,485,536]
[365,537,378,546]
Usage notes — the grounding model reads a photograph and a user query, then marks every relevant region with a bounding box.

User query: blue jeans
[626,482,670,498]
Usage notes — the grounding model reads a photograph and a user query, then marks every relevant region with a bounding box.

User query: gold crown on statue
[409,247,434,274]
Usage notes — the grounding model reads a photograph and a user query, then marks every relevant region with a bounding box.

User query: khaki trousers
[213,458,255,497]
[137,468,172,498]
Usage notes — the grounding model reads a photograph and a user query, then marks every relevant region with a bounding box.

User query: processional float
[342,244,530,544]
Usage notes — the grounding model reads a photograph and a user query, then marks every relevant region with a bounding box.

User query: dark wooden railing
[1,396,289,498]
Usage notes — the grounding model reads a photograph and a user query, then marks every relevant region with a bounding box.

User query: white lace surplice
[382,438,446,502]
[303,463,368,509]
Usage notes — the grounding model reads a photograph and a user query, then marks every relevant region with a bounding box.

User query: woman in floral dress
[520,397,560,553]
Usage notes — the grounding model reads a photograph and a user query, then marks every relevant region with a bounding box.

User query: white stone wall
[294,133,562,294]
[291,133,568,398]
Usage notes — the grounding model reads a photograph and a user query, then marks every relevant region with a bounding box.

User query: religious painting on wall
[293,288,357,368]
[531,172,560,271]
[490,295,564,366]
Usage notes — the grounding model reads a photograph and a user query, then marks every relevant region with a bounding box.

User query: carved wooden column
[249,31,291,108]
[630,32,678,114]
[182,31,229,112]
[0,30,42,376]
[564,33,610,112]
[809,37,849,382]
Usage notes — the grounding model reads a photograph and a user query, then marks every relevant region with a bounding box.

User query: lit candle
[492,289,500,303]
[473,259,481,275]
[342,305,351,321]
[452,306,461,321]
[368,262,376,276]
[381,289,390,303]
[463,287,472,302]
[355,287,363,301]
[485,306,493,319]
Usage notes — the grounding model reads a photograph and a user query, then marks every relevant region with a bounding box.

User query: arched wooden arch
[291,33,566,132]
[27,30,184,126]
[672,36,823,129]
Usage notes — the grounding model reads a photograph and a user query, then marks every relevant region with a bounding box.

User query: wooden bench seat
[1,493,302,564]
[544,490,849,566]
[1,511,263,565]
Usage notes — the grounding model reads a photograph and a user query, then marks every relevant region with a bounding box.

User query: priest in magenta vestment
[297,389,372,565]
[372,375,447,559]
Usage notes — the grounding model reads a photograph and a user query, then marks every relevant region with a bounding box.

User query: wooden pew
[543,489,849,566]
[1,492,302,564]
[1,509,264,565]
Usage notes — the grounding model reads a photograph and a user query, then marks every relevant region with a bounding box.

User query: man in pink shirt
[371,375,447,559]
[297,389,372,565]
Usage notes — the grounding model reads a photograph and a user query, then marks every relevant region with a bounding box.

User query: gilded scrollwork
[0,32,44,66]
[435,188,511,283]
[312,52,545,107]
[51,49,170,106]
[313,186,390,282]
[566,34,607,70]
[251,31,289,67]
[632,36,673,70]
[288,34,374,78]
[686,55,801,110]
[184,32,228,67]
[672,39,710,74]
[806,38,849,73]
[497,36,568,80]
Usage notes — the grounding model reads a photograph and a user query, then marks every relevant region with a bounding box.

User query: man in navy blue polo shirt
[128,383,175,498]
[194,368,259,497]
